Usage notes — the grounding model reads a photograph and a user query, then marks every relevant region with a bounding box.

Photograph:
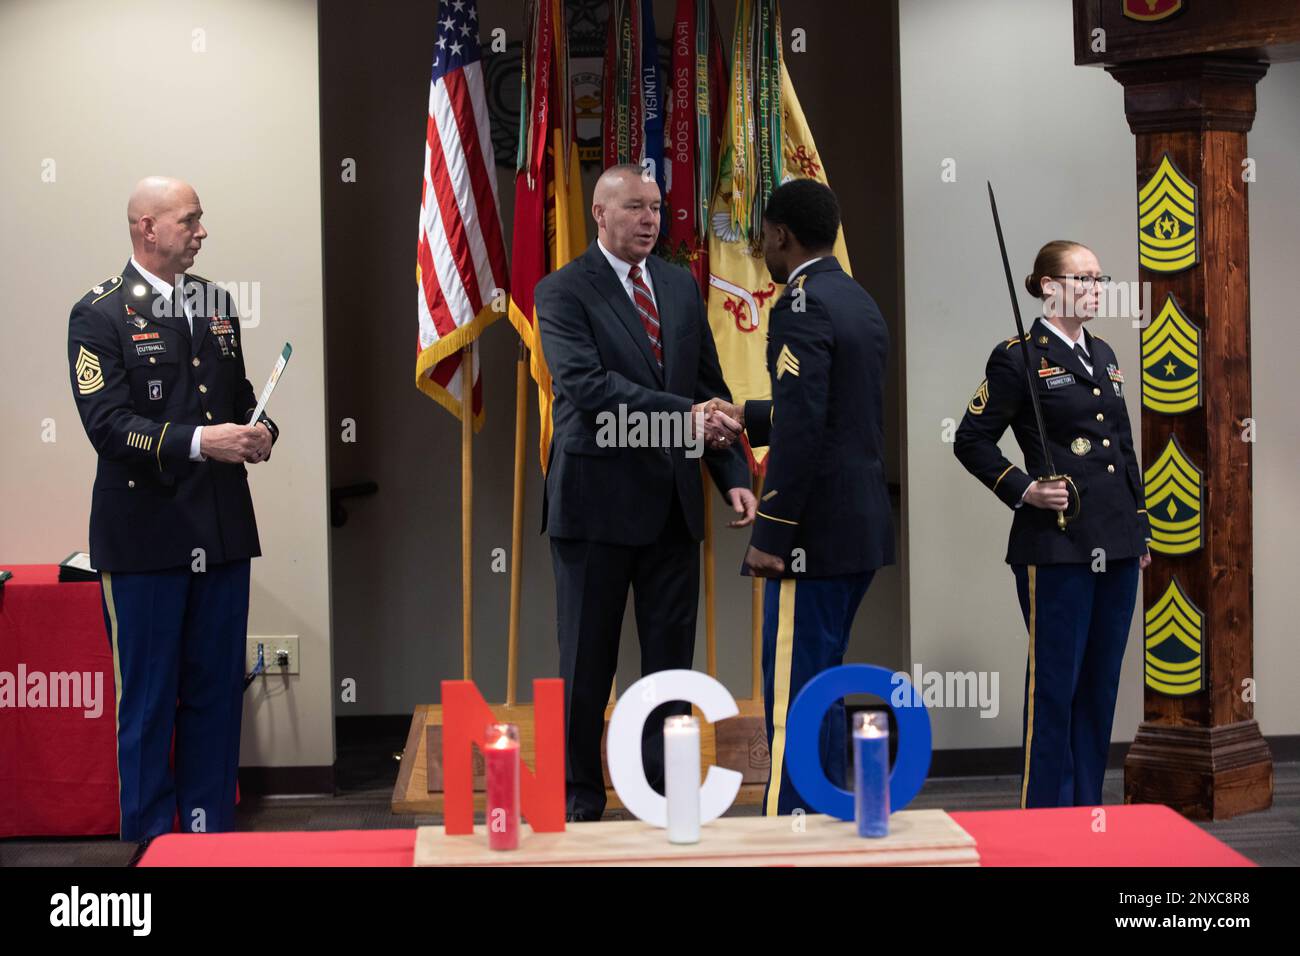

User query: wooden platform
[413,809,979,867]
[392,697,770,814]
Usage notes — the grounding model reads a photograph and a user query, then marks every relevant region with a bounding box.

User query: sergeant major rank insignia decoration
[1141,293,1201,414]
[74,345,104,396]
[1143,434,1203,555]
[1124,0,1184,23]
[1144,577,1204,696]
[1138,152,1199,274]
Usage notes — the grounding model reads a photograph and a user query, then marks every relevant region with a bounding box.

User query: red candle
[484,722,520,851]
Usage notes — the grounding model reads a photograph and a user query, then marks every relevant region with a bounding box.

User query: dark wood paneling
[1074,0,1300,67]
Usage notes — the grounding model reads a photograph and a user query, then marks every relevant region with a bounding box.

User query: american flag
[415,0,509,426]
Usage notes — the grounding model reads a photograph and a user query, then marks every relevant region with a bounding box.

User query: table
[139,804,1255,867]
[0,564,119,837]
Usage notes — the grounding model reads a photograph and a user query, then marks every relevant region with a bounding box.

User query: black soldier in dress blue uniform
[67,177,277,856]
[955,239,1151,808]
[708,180,895,816]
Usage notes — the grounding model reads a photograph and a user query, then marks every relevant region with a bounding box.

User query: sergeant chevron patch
[75,346,104,395]
[775,344,800,380]
[967,379,989,416]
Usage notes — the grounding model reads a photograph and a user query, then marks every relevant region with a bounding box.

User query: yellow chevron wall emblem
[1141,293,1201,414]
[1144,577,1204,697]
[1138,153,1198,274]
[1144,434,1203,555]
[775,344,800,380]
[75,346,105,396]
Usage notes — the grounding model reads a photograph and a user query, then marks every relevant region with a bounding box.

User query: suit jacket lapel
[582,243,664,385]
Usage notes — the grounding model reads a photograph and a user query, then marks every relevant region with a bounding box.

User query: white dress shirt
[786,256,826,286]
[597,239,657,310]
[1042,317,1093,376]
[130,257,204,461]
[1015,318,1091,508]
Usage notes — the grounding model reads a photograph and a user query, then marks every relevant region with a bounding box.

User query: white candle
[663,715,700,844]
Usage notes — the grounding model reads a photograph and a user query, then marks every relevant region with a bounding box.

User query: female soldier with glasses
[954,239,1151,808]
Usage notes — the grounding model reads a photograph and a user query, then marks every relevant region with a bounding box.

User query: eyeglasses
[1050,274,1111,290]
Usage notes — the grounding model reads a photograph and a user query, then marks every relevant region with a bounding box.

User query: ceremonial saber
[250,342,293,425]
[986,183,1076,531]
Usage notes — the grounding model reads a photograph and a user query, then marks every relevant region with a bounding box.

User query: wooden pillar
[1106,55,1273,819]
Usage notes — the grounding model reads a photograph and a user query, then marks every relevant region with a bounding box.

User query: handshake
[690,398,745,450]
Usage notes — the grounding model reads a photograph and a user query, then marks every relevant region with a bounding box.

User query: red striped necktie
[628,264,662,369]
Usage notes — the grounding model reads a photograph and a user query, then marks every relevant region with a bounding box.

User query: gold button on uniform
[1093,387,1101,396]
[192,357,200,367]
[1107,464,1116,473]
[205,411,213,421]
[128,480,135,488]
[1103,438,1111,447]
[149,357,156,364]
[1096,413,1104,422]
[199,384,207,393]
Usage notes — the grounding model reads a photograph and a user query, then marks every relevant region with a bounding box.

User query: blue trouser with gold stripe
[761,571,874,816]
[101,560,250,842]
[1011,559,1139,808]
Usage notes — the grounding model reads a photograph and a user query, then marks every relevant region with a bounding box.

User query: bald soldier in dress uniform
[67,177,278,858]
[707,179,895,815]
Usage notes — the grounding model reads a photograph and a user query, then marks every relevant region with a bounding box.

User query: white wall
[899,0,1300,749]
[0,0,332,770]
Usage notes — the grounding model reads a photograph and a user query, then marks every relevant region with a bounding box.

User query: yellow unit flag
[706,61,849,468]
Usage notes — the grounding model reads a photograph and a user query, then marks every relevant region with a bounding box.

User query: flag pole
[750,471,763,697]
[702,466,717,677]
[461,346,474,681]
[506,340,529,706]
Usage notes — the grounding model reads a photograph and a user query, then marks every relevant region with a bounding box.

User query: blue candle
[853,711,890,838]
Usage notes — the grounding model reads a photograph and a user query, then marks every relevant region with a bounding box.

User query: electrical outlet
[245,636,299,676]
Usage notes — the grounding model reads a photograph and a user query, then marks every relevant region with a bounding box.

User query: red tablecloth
[0,564,120,837]
[139,804,1254,867]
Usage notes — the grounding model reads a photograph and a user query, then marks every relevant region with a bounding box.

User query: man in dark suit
[707,179,895,815]
[67,176,277,860]
[536,164,755,821]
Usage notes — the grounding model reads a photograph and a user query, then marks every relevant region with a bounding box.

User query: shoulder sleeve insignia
[90,276,123,303]
[75,345,105,395]
[775,343,800,380]
[967,378,989,415]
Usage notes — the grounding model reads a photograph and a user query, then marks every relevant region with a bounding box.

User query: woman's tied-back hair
[1024,240,1087,299]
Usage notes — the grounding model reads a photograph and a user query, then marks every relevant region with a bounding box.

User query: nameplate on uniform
[135,341,167,356]
[1044,373,1075,389]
